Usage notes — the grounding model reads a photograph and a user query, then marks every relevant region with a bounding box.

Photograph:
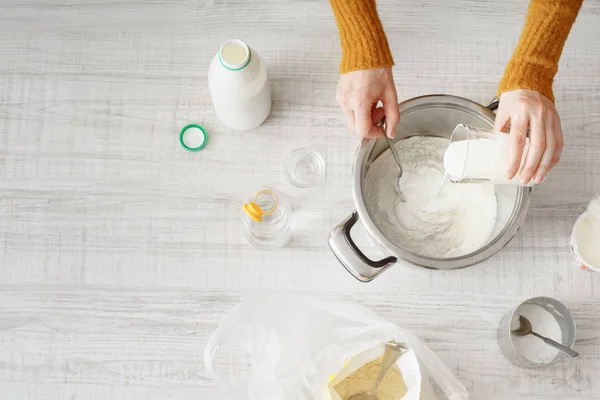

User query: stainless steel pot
[328,95,531,282]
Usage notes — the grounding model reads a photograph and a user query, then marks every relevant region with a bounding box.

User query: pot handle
[486,97,499,112]
[328,211,398,282]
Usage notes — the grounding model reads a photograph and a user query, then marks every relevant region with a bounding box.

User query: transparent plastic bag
[204,296,468,400]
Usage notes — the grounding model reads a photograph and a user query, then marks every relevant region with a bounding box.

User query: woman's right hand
[494,89,563,184]
[336,67,400,139]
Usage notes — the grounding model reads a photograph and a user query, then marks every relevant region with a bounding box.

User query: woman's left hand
[494,89,563,184]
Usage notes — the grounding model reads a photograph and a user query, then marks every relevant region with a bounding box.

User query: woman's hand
[336,67,400,139]
[494,89,563,184]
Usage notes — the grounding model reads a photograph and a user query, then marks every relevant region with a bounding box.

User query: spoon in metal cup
[511,315,580,359]
[377,117,405,203]
[347,341,408,400]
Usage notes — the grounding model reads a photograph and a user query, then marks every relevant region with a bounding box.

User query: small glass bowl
[284,148,325,188]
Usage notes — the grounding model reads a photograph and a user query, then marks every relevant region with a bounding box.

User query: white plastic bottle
[208,39,271,131]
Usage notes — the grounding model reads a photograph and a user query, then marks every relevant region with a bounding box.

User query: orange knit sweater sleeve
[498,0,583,102]
[329,0,394,74]
[329,0,583,103]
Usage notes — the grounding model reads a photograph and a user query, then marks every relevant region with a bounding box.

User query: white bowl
[571,211,600,272]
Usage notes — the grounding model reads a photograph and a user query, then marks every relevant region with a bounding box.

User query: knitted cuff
[497,0,583,103]
[330,0,394,74]
[498,59,556,103]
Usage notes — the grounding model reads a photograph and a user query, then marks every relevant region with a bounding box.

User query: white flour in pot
[364,136,498,258]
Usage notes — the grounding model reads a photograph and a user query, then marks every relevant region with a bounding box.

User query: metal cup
[498,296,577,368]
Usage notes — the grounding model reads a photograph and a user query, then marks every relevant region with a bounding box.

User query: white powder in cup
[510,303,563,364]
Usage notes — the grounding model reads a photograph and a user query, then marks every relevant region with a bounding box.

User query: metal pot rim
[352,94,531,269]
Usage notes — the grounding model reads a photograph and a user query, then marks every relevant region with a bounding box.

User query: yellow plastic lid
[243,189,278,222]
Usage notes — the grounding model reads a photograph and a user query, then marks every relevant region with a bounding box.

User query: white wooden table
[1,1,599,399]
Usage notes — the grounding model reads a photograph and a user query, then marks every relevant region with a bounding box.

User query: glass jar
[444,124,536,186]
[242,187,291,249]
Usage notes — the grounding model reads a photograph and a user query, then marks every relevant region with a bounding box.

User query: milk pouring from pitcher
[208,39,271,131]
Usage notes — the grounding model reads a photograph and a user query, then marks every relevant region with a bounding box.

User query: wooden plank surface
[1,0,599,399]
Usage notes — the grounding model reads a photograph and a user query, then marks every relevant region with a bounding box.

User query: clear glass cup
[444,124,535,186]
